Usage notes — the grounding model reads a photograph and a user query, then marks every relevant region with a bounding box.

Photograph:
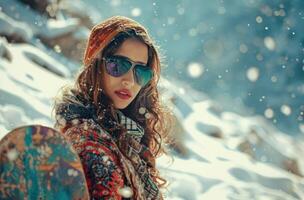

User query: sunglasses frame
[102,55,153,86]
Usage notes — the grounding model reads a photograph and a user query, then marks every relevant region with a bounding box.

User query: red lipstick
[115,89,131,100]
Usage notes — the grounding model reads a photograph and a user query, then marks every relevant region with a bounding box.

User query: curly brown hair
[53,16,173,196]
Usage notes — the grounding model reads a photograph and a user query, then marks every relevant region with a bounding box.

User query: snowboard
[0,125,89,200]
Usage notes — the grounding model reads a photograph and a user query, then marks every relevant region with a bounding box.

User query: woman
[53,16,172,199]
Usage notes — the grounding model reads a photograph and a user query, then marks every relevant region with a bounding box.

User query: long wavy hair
[53,16,173,193]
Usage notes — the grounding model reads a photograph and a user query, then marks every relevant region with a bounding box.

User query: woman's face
[102,38,149,109]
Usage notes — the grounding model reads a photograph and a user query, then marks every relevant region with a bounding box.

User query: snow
[1,1,304,200]
[0,12,33,41]
[0,41,69,138]
[0,0,84,39]
[157,78,304,199]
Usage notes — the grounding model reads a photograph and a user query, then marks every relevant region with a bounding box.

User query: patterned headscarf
[83,16,151,67]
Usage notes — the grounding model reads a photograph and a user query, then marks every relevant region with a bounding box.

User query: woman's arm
[64,124,125,199]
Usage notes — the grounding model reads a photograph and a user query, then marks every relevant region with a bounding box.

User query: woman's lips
[115,90,131,100]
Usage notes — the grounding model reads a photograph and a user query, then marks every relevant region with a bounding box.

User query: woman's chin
[114,102,129,110]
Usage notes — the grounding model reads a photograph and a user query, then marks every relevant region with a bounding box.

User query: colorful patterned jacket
[56,100,161,200]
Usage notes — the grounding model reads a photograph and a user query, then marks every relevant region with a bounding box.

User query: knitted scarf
[55,93,161,200]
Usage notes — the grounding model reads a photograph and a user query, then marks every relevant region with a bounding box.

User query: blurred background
[1,0,304,199]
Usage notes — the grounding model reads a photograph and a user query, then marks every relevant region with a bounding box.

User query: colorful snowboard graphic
[0,125,89,200]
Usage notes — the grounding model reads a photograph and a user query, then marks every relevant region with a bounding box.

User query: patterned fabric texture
[55,93,161,200]
[82,16,150,67]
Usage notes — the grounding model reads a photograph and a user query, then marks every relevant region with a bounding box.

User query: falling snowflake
[256,16,263,23]
[264,108,274,119]
[246,67,259,82]
[7,148,19,161]
[264,36,276,51]
[118,186,133,198]
[281,104,292,116]
[138,107,146,115]
[131,8,141,17]
[187,62,204,78]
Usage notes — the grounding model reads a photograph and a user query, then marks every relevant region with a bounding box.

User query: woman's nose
[121,68,136,87]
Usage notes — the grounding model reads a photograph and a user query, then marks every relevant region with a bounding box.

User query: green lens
[135,66,153,86]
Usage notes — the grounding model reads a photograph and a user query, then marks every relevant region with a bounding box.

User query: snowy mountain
[1,1,304,199]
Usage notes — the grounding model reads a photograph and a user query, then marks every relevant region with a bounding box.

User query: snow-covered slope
[0,39,69,134]
[158,79,304,199]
